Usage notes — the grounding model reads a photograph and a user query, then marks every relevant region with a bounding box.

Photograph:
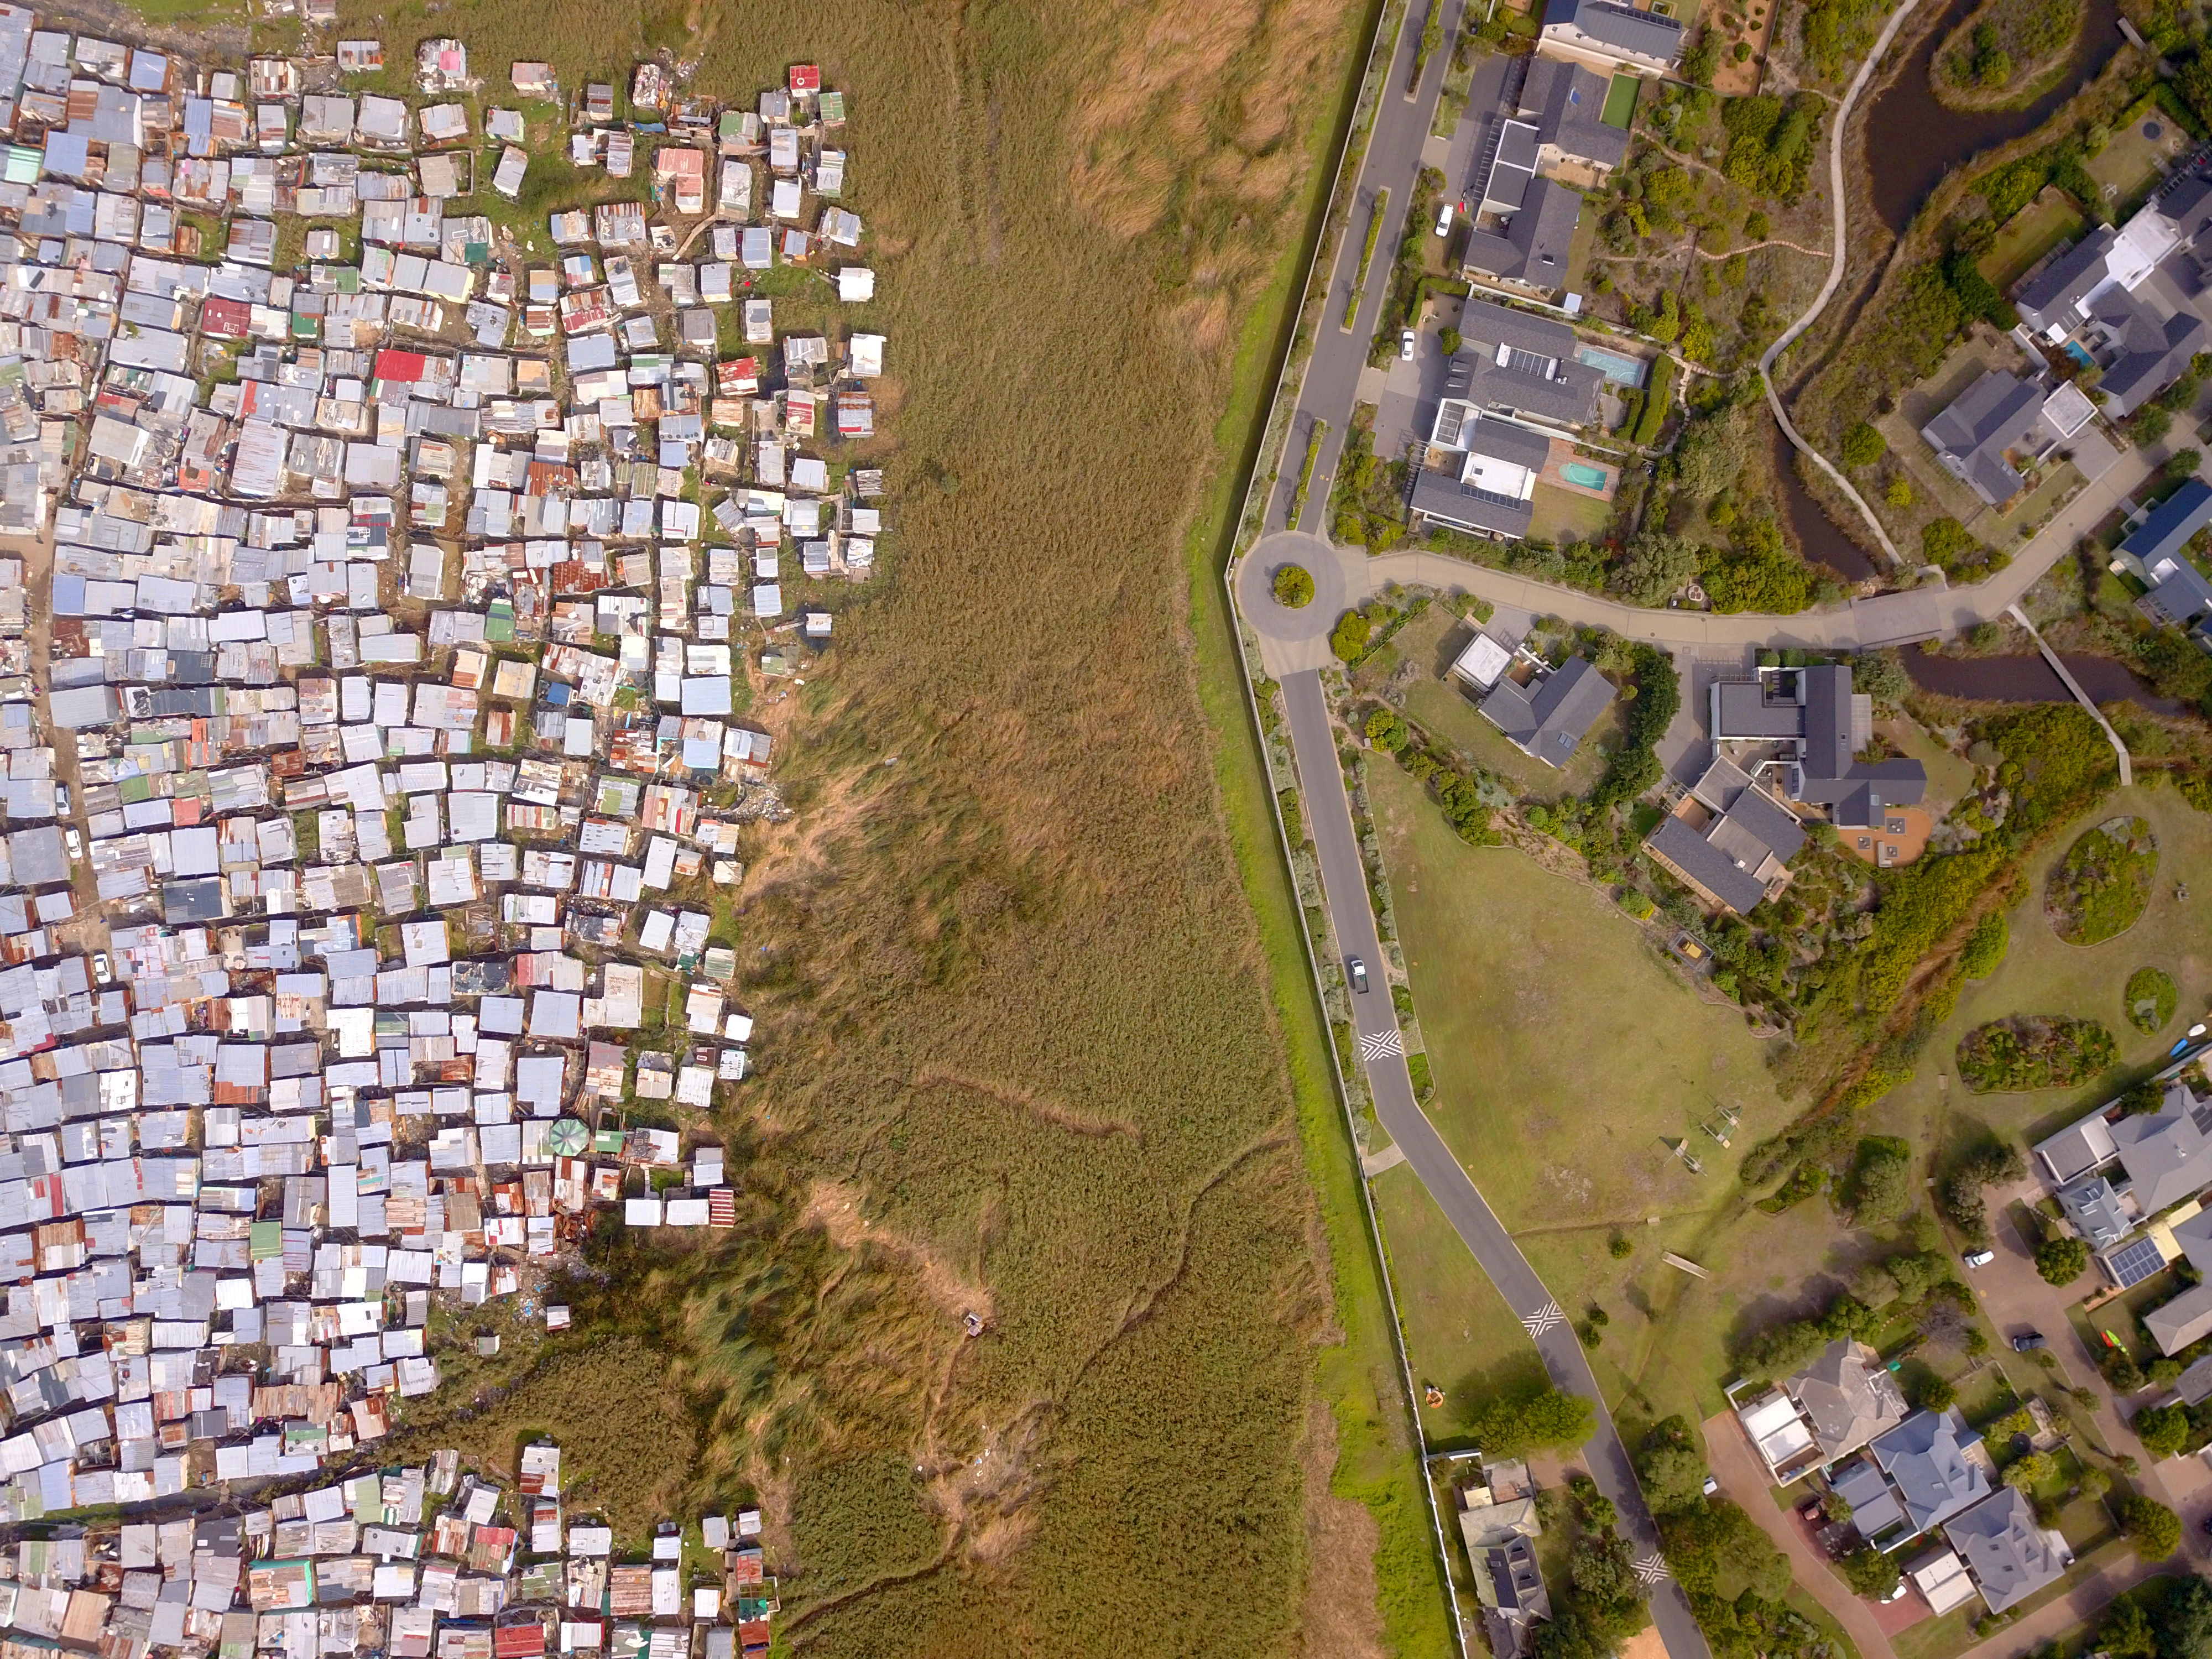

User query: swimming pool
[2064,341,2094,369]
[1575,345,1646,387]
[1561,461,1610,489]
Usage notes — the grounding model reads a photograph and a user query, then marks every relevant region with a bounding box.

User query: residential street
[1264,0,1470,537]
[1281,669,1715,1659]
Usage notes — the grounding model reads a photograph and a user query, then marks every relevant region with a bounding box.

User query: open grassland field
[326,1,1439,1656]
[1369,1161,1546,1444]
[1864,785,2212,1159]
[1369,764,1880,1430]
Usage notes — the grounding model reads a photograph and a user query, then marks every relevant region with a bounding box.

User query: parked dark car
[2012,1332,2047,1352]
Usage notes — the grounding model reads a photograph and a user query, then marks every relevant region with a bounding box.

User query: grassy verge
[1348,189,1392,328]
[1182,1,1455,1645]
[1292,420,1329,533]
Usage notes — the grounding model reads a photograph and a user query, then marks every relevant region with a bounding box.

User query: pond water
[1861,0,2126,236]
[1902,643,2184,710]
[1770,423,1880,581]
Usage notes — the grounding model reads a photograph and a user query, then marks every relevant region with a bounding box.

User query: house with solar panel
[2032,1079,2212,1296]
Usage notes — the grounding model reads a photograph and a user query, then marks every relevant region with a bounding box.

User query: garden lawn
[1976,188,2085,289]
[1370,1162,1546,1447]
[1390,607,1614,802]
[1864,785,2212,1159]
[1371,763,1878,1428]
[2084,103,2191,218]
[1529,478,1612,544]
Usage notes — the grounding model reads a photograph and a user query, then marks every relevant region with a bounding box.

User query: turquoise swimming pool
[1561,461,1610,489]
[1575,345,1646,387]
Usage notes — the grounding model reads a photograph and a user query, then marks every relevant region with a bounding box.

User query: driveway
[1700,1411,1902,1659]
[1966,1190,2207,1566]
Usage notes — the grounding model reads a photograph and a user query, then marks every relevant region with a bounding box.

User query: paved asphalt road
[1282,670,1714,1659]
[1265,0,1469,538]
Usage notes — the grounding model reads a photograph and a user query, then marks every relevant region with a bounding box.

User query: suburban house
[1940,1488,2072,1612]
[2033,1080,2212,1284]
[1868,1408,1991,1539]
[1457,1459,1548,1659]
[1454,300,1604,428]
[1463,61,1627,289]
[1522,59,1630,180]
[2013,172,2212,419]
[1480,655,1615,768]
[1641,755,1806,915]
[1917,368,2099,507]
[1409,400,1553,540]
[2115,477,2212,630]
[1460,175,1580,292]
[1537,0,1686,73]
[1728,1338,1906,1483]
[1831,1417,2064,1611]
[1708,664,1927,830]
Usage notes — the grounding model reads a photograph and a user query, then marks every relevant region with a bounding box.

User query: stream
[1903,643,2184,709]
[1769,0,2127,577]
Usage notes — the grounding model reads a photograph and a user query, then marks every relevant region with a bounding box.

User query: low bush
[1957,1015,2119,1092]
[2126,967,2179,1035]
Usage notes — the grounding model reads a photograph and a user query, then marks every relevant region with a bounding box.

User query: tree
[2034,1235,2089,1286]
[2115,1492,2182,1559]
[1469,1386,1597,1454]
[1329,609,1371,663]
[1923,517,1978,569]
[1915,1373,1957,1410]
[2132,1402,2192,1462]
[2156,1575,2212,1659]
[1851,649,1910,707]
[1611,532,1702,605]
[2136,405,2174,448]
[1572,1533,1639,1603]
[1439,327,1462,357]
[1959,911,2007,979]
[1847,1136,1914,1225]
[1886,474,1913,508]
[1841,422,1886,467]
[2167,448,2203,484]
[2099,1595,2158,1659]
[1271,564,1314,608]
[2003,1452,2054,1491]
[1838,1547,1900,1598]
[1365,708,1410,753]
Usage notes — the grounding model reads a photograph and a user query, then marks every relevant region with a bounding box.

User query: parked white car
[1399,329,1416,361]
[1435,201,1454,236]
[1963,1248,1995,1269]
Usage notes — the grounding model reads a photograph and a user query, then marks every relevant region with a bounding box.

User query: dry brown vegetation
[319,0,1396,1652]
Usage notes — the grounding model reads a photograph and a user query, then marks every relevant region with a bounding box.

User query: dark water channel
[1771,424,1881,581]
[1903,644,2184,709]
[1767,0,2127,577]
[1861,0,2126,235]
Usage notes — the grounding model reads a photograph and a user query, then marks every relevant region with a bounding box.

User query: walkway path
[1758,0,1928,569]
[1700,1411,1901,1659]
[1281,667,1713,1659]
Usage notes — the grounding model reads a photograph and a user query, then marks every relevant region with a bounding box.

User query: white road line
[1358,1028,1404,1061]
[1520,1302,1565,1337]
[1634,1554,1672,1586]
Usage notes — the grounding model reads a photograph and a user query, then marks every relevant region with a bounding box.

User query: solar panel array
[2104,1235,2166,1289]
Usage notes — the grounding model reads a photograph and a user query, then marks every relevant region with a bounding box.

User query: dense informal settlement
[0,14,889,1655]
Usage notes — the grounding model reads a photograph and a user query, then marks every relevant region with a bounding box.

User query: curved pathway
[1280,668,1713,1659]
[1759,0,1929,570]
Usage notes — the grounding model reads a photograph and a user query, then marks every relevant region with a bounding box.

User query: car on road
[1702,1475,1719,1496]
[2012,1331,2047,1352]
[54,785,68,816]
[1435,201,1454,236]
[1348,957,1370,994]
[90,952,109,986]
[1399,329,1416,361]
[63,827,81,860]
[1963,1248,1995,1269]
